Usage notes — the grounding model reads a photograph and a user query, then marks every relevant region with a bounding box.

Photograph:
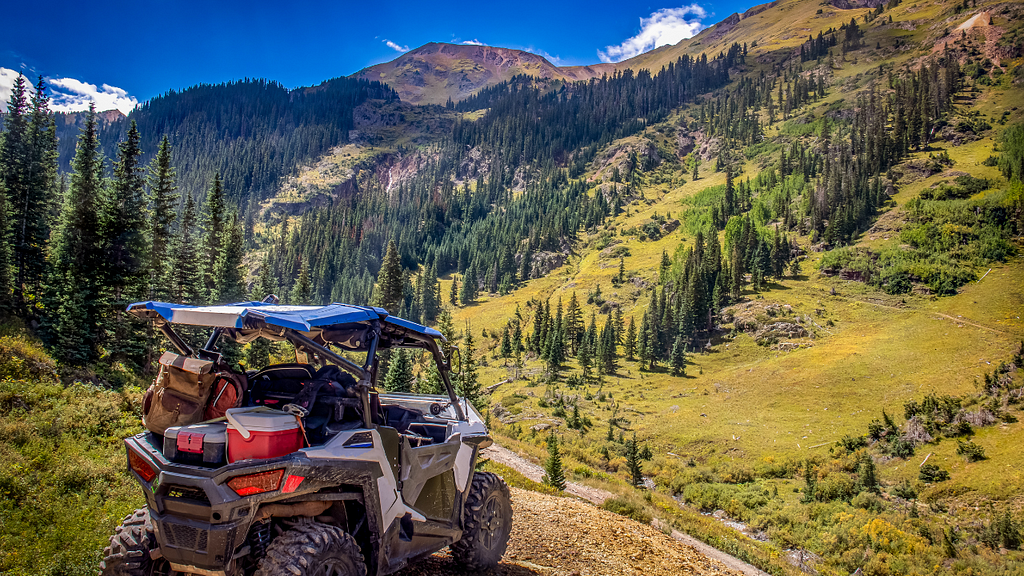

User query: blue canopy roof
[127,301,443,340]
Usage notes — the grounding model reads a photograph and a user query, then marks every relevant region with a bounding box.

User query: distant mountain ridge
[352,43,614,105]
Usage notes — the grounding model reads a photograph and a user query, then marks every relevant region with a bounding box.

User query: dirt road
[395,487,743,576]
[474,444,772,576]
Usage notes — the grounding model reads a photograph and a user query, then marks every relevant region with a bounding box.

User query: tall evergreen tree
[212,214,246,303]
[455,323,481,407]
[147,135,177,299]
[670,335,687,376]
[625,317,637,360]
[17,76,58,312]
[375,239,404,312]
[291,260,313,305]
[625,433,645,487]
[382,349,415,392]
[103,119,150,366]
[245,256,278,369]
[0,74,29,310]
[201,173,226,299]
[542,431,566,491]
[43,105,107,365]
[168,193,203,304]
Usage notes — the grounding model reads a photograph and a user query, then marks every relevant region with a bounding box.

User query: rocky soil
[394,487,741,576]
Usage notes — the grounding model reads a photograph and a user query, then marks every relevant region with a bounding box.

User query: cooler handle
[225,408,252,439]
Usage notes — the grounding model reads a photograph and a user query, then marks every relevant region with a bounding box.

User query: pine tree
[500,324,513,363]
[147,135,177,300]
[168,193,204,304]
[455,323,481,407]
[419,361,444,395]
[291,260,313,305]
[542,431,566,490]
[245,256,278,369]
[625,433,644,487]
[43,104,107,365]
[617,256,626,285]
[0,74,29,311]
[17,76,58,312]
[670,335,687,376]
[201,173,226,300]
[449,276,459,307]
[419,261,439,324]
[375,239,403,312]
[859,453,879,493]
[212,214,245,303]
[637,312,651,370]
[435,307,457,358]
[382,349,415,392]
[103,119,150,366]
[625,317,637,360]
[459,261,477,305]
[565,292,583,353]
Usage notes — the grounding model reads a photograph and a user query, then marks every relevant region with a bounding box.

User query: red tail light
[227,469,285,496]
[128,449,157,483]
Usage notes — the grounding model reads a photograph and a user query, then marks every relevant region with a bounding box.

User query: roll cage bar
[131,301,467,423]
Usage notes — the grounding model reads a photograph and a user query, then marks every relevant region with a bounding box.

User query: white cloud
[1,67,138,115]
[0,67,24,111]
[461,39,485,46]
[598,5,708,63]
[48,77,138,115]
[384,39,409,53]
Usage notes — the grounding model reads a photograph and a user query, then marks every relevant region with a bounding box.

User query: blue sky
[1,0,748,112]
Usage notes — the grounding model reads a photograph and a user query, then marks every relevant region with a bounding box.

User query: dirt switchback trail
[394,487,741,576]
[470,445,771,576]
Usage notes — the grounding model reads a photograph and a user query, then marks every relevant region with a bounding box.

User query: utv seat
[247,364,316,407]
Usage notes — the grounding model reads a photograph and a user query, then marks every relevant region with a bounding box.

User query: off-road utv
[101,299,512,576]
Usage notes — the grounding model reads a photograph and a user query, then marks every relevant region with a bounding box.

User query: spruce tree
[455,323,481,407]
[375,239,404,312]
[542,431,566,490]
[459,262,477,305]
[670,335,687,376]
[0,74,29,311]
[500,324,513,363]
[382,349,415,392]
[18,76,58,311]
[147,135,177,300]
[625,317,637,360]
[212,214,246,303]
[103,119,150,366]
[201,173,226,299]
[43,104,107,365]
[626,433,644,487]
[291,260,313,305]
[245,256,278,369]
[419,261,439,324]
[168,193,204,304]
[448,276,459,307]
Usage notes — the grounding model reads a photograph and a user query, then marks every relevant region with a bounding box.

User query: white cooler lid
[226,407,299,432]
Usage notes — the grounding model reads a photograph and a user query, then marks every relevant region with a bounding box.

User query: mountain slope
[352,43,612,105]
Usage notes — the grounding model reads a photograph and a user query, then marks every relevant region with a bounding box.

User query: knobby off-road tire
[254,521,366,576]
[98,508,171,576]
[451,471,513,571]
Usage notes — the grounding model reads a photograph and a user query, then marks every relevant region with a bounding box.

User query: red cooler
[225,407,303,463]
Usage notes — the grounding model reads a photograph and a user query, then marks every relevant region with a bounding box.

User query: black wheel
[254,521,366,576]
[450,471,513,571]
[99,508,173,576]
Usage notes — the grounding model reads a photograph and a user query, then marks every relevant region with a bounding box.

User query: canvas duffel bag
[142,352,217,435]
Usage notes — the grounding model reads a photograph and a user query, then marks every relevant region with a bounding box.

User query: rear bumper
[124,432,382,574]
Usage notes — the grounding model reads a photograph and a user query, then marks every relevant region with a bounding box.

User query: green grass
[0,337,145,576]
